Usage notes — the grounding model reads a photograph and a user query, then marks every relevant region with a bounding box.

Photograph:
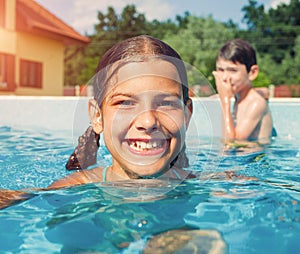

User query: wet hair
[93,35,189,106]
[66,35,191,171]
[217,38,257,72]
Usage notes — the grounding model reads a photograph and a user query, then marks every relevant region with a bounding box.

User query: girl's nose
[134,110,159,133]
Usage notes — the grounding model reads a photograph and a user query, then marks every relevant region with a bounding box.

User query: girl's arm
[48,167,103,189]
[0,189,35,209]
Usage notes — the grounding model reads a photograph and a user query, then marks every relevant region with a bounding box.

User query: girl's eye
[158,100,182,109]
[160,101,173,106]
[117,100,134,106]
[121,100,132,105]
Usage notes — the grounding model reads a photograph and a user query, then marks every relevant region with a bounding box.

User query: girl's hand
[0,189,34,209]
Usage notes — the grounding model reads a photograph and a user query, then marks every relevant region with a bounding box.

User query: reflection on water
[0,126,299,253]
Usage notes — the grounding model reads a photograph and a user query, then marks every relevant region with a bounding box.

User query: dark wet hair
[93,35,189,106]
[217,38,257,72]
[66,35,191,171]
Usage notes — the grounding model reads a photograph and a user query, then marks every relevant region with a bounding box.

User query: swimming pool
[0,96,299,253]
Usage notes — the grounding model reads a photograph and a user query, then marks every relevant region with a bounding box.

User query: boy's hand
[212,71,233,100]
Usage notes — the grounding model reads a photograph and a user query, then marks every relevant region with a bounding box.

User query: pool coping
[1,95,299,139]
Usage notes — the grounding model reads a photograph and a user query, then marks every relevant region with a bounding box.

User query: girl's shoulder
[48,167,105,189]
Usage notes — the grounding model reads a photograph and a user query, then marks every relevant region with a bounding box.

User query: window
[0,54,6,88]
[20,59,42,88]
[0,52,15,91]
[0,0,5,27]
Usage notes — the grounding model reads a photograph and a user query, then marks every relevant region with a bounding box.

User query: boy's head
[217,39,257,73]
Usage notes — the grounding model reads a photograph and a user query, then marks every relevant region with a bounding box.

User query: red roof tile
[16,0,90,45]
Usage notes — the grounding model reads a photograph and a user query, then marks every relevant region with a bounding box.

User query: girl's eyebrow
[154,92,182,99]
[106,92,136,100]
[108,91,181,99]
[110,92,133,97]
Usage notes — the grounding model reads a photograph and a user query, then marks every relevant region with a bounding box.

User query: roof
[16,0,90,45]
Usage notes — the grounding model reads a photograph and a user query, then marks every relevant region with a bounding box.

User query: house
[0,0,90,96]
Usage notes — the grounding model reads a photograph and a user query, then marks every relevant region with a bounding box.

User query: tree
[64,2,300,90]
[242,0,266,30]
[163,16,234,90]
[64,5,150,86]
[146,12,190,39]
[241,0,300,85]
[242,0,300,64]
[64,45,86,87]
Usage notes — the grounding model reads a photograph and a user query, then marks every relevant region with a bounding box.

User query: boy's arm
[213,71,235,141]
[213,72,268,141]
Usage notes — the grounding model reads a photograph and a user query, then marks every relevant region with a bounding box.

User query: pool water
[0,125,299,253]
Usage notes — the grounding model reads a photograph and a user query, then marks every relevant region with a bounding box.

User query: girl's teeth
[129,140,162,151]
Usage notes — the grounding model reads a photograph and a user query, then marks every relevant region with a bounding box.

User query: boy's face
[97,60,192,177]
[216,58,254,94]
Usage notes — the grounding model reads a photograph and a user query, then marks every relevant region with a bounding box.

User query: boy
[213,39,274,145]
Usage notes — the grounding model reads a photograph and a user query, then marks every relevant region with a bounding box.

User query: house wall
[0,0,65,96]
[0,30,17,55]
[5,0,15,30]
[0,0,16,94]
[0,0,16,54]
[15,32,64,96]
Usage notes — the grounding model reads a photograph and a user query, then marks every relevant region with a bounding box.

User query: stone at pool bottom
[143,228,227,254]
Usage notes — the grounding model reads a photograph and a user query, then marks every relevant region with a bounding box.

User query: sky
[35,0,290,35]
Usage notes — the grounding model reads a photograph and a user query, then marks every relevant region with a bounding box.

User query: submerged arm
[0,189,35,209]
[0,168,104,209]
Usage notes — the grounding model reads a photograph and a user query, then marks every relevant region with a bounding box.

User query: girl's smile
[93,60,191,178]
[126,138,169,155]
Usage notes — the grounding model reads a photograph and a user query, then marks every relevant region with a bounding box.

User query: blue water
[0,126,299,253]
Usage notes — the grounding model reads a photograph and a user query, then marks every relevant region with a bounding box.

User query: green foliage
[64,0,300,94]
[163,16,235,89]
[64,46,86,86]
[64,5,150,86]
[242,0,300,62]
[256,53,280,84]
[147,12,190,39]
[253,71,271,88]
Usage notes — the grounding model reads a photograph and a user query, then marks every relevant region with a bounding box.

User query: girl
[49,35,194,188]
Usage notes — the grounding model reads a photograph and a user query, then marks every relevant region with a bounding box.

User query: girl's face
[91,60,192,178]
